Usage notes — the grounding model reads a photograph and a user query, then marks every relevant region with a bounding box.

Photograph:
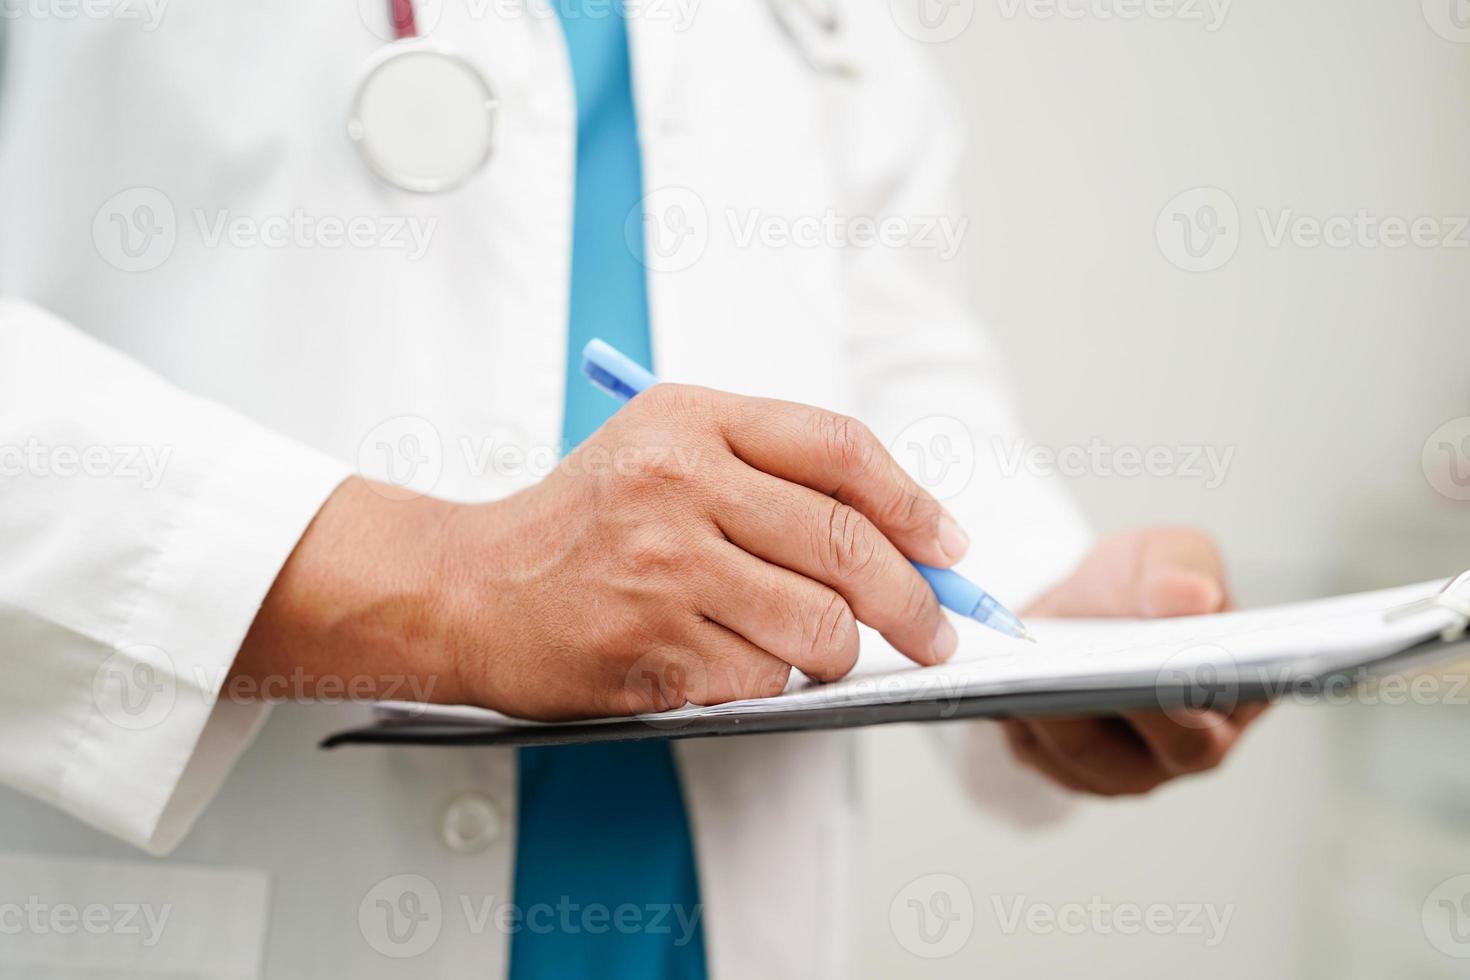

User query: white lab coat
[0,1,1091,976]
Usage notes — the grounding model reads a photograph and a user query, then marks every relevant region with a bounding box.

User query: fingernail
[933,616,959,662]
[1142,569,1219,619]
[937,514,970,562]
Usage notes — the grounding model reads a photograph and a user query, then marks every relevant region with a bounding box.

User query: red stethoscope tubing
[391,0,418,40]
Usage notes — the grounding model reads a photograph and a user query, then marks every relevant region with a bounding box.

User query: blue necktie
[508,5,708,979]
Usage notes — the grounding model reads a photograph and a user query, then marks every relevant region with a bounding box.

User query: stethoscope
[348,0,499,193]
[349,0,857,194]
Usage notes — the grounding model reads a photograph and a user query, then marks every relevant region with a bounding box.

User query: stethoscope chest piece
[349,41,499,194]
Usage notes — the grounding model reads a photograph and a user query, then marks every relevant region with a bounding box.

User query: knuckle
[801,592,858,678]
[626,447,691,486]
[608,443,693,492]
[1169,730,1229,771]
[896,574,939,628]
[708,661,789,704]
[754,663,793,699]
[621,684,670,716]
[880,487,938,536]
[620,655,694,714]
[818,412,879,478]
[821,501,881,582]
[625,528,691,579]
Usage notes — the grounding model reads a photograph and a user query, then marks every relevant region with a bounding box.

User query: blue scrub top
[507,4,709,979]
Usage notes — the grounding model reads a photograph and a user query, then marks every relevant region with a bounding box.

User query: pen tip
[1017,628,1038,644]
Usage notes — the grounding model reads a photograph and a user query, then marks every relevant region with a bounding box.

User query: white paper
[372,579,1467,731]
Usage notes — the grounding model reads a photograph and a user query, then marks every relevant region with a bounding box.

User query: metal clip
[1384,570,1470,642]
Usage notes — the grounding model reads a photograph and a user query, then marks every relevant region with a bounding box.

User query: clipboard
[321,573,1470,750]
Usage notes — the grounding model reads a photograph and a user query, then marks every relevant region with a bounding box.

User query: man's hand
[999,527,1267,796]
[235,385,970,720]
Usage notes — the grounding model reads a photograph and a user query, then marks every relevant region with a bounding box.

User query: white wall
[862,0,1470,975]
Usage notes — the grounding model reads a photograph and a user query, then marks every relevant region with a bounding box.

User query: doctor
[0,1,1259,977]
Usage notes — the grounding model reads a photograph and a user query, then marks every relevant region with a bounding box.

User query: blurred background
[862,0,1470,975]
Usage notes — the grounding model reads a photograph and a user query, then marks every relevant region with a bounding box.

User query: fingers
[1025,527,1233,620]
[710,461,954,666]
[1006,709,1254,798]
[1006,717,1173,796]
[1120,710,1239,777]
[619,624,793,713]
[697,540,861,682]
[684,619,794,705]
[1141,569,1226,618]
[1000,721,1096,795]
[706,392,967,569]
[1136,528,1232,617]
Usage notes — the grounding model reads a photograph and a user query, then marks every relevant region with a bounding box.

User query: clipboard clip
[1384,570,1470,642]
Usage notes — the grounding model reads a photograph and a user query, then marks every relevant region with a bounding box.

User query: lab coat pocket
[0,851,269,980]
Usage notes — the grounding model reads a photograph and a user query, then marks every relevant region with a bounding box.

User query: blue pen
[581,338,1037,643]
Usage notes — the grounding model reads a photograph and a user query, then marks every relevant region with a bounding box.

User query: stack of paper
[349,578,1469,742]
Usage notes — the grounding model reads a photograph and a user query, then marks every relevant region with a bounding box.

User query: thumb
[1140,568,1226,618]
[1135,529,1231,618]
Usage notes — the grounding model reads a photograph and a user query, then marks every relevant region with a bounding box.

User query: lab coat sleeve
[0,298,349,854]
[837,23,1093,826]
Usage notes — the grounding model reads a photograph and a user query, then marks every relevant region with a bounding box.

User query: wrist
[234,477,463,705]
